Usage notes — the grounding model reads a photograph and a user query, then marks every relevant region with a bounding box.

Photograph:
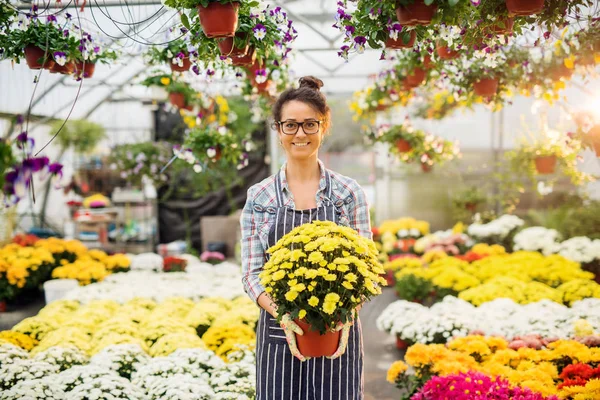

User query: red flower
[559,363,594,381]
[558,377,588,389]
[12,234,40,246]
[163,256,187,272]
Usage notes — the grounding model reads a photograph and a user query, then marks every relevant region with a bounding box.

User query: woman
[240,76,372,400]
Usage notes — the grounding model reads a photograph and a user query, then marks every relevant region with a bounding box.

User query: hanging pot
[24,45,49,70]
[423,55,434,70]
[395,0,437,26]
[197,1,240,38]
[396,139,412,153]
[74,61,96,78]
[534,155,557,174]
[421,163,432,173]
[211,146,222,161]
[385,30,416,49]
[436,44,459,60]
[490,16,514,35]
[551,64,573,81]
[170,56,192,72]
[473,78,499,97]
[169,92,187,109]
[232,46,256,67]
[218,33,249,58]
[465,203,477,212]
[505,0,545,16]
[295,319,341,358]
[376,104,390,112]
[405,67,426,87]
[49,61,75,75]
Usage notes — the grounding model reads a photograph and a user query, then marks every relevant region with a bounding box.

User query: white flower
[193,164,203,173]
[207,148,217,158]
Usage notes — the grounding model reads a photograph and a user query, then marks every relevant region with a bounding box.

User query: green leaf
[448,0,459,5]
[181,13,191,30]
[424,0,434,5]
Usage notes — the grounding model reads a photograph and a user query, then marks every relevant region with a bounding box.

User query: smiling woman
[241,76,374,399]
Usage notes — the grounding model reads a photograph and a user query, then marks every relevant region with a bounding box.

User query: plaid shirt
[240,159,372,303]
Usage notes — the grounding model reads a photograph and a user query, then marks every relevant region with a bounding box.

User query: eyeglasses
[274,119,322,135]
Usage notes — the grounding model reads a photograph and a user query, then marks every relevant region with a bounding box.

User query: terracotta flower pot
[24,45,49,69]
[406,67,426,87]
[170,56,191,72]
[49,61,75,75]
[490,17,514,35]
[423,55,434,70]
[396,0,437,26]
[436,44,459,60]
[218,33,249,57]
[473,78,499,97]
[396,336,409,350]
[534,155,557,174]
[385,30,417,49]
[552,64,573,81]
[376,104,390,111]
[396,139,412,153]
[197,1,240,38]
[465,203,477,212]
[232,47,256,67]
[384,270,395,286]
[295,319,341,358]
[421,163,432,173]
[169,92,187,109]
[505,0,545,16]
[0,300,6,313]
[74,61,96,78]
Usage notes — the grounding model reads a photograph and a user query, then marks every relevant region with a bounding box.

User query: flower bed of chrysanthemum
[0,237,131,305]
[392,251,600,306]
[0,296,258,359]
[377,296,600,347]
[386,335,600,399]
[0,342,256,399]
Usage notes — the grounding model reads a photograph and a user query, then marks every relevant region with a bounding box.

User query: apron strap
[275,170,284,208]
[325,169,333,200]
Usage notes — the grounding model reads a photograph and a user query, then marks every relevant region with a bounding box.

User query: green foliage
[0,138,14,191]
[7,21,79,63]
[109,141,173,189]
[49,119,106,154]
[145,38,190,65]
[526,198,600,240]
[395,274,433,303]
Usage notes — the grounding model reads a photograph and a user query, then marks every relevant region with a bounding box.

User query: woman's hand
[327,321,353,360]
[279,313,308,362]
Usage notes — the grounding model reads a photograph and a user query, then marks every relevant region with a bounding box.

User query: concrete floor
[0,288,404,400]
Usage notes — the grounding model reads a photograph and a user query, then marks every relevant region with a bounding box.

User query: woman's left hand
[327,321,353,360]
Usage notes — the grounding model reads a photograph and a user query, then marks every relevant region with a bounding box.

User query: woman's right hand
[279,314,308,362]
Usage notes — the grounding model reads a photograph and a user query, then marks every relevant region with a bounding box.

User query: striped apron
[255,170,364,400]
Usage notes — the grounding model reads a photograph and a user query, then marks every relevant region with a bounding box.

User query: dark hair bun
[298,76,324,91]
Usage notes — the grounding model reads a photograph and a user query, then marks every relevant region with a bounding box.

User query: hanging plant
[395,0,439,26]
[196,0,241,38]
[145,38,196,72]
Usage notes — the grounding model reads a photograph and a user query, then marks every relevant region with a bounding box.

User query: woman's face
[278,100,324,161]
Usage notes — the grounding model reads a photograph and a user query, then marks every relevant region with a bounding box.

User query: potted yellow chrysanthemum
[259,220,386,357]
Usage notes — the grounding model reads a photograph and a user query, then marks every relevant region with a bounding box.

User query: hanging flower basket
[49,61,75,75]
[534,155,557,174]
[551,64,573,81]
[421,163,432,173]
[473,78,499,97]
[232,46,256,67]
[217,33,249,58]
[406,67,426,87]
[505,0,545,16]
[395,0,437,26]
[396,139,412,153]
[197,1,240,38]
[490,17,514,35]
[170,56,192,72]
[74,61,96,78]
[294,319,341,358]
[436,44,459,60]
[423,55,434,70]
[24,45,49,69]
[169,92,187,109]
[385,31,416,49]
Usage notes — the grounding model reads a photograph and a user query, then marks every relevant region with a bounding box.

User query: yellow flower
[272,270,286,281]
[386,360,408,383]
[322,302,336,314]
[325,273,337,281]
[160,77,171,85]
[308,296,319,307]
[342,281,354,290]
[285,290,299,302]
[298,310,307,319]
[308,251,325,264]
[324,293,340,303]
